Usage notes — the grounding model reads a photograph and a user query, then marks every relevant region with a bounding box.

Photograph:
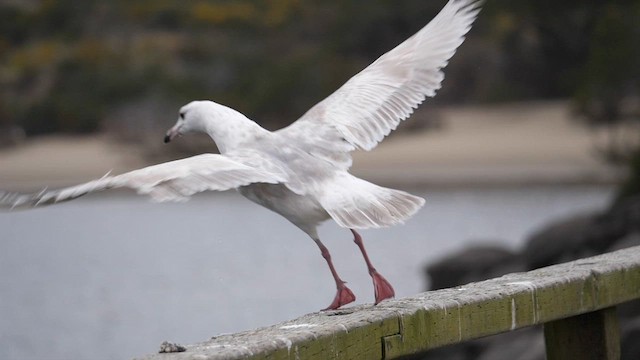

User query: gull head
[164,100,262,153]
[164,101,212,143]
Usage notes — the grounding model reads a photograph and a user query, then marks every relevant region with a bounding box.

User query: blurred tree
[616,150,640,202]
[573,1,640,163]
[569,1,640,201]
[0,0,638,147]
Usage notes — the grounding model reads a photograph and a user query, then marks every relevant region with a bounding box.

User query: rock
[584,195,640,253]
[522,196,640,270]
[158,341,186,353]
[426,244,523,290]
[622,317,640,360]
[522,213,602,270]
[608,232,640,252]
[407,340,485,360]
[476,328,545,360]
[601,195,640,245]
[408,345,471,360]
[410,329,545,360]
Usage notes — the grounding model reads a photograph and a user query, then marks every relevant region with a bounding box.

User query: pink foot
[371,270,395,305]
[323,283,356,310]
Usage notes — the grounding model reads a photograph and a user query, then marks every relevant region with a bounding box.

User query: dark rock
[604,195,640,237]
[407,328,544,360]
[522,212,603,270]
[406,345,470,360]
[618,298,640,326]
[158,341,186,353]
[476,327,545,360]
[585,195,640,253]
[523,196,640,270]
[622,317,640,360]
[406,340,486,360]
[426,244,523,290]
[608,232,640,252]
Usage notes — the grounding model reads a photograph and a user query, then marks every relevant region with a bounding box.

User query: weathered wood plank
[544,307,620,360]
[135,246,640,360]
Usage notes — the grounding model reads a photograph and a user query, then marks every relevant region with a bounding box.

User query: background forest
[0,0,638,137]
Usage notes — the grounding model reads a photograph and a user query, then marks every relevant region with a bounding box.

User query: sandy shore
[352,101,622,187]
[0,135,147,191]
[0,101,623,191]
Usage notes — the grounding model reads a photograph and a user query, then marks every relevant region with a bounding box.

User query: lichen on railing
[135,246,640,360]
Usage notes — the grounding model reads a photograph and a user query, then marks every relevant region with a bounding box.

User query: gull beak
[164,124,181,144]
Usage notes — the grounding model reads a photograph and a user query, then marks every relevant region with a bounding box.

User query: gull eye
[179,112,185,120]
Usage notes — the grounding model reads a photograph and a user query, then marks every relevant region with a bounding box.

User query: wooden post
[544,307,620,360]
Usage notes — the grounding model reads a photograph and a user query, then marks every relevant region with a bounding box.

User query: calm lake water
[0,185,612,359]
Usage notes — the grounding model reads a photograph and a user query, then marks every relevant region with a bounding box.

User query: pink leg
[314,238,356,310]
[351,229,395,305]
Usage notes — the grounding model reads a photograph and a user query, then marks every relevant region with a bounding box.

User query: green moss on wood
[136,246,640,360]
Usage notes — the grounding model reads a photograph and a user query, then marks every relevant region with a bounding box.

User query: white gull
[1,0,482,310]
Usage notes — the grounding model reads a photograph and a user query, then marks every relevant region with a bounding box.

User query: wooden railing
[136,246,640,360]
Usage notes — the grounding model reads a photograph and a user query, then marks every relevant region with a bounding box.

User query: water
[0,185,612,359]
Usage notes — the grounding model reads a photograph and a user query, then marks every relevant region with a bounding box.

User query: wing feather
[0,153,287,209]
[278,0,482,163]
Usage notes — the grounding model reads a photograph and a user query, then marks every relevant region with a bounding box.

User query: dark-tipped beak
[164,125,181,144]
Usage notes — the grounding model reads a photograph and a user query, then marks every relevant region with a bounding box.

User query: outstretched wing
[0,153,287,209]
[278,0,481,163]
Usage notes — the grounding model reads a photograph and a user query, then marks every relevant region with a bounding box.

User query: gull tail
[318,173,425,229]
